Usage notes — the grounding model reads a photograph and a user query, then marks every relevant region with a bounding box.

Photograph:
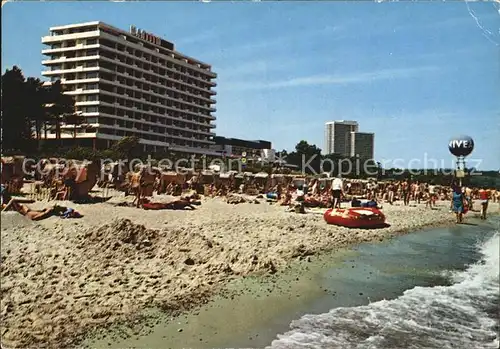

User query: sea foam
[268,232,499,349]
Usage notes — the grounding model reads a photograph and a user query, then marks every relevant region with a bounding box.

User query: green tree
[111,136,142,159]
[24,77,47,149]
[45,80,75,144]
[287,140,322,174]
[63,111,85,142]
[1,66,32,152]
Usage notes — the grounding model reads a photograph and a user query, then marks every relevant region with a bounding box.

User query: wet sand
[82,248,358,349]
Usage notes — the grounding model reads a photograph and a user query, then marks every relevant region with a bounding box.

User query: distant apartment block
[41,21,218,155]
[350,131,374,160]
[324,120,359,156]
[324,120,374,159]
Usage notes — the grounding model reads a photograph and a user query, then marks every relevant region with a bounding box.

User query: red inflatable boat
[323,207,386,228]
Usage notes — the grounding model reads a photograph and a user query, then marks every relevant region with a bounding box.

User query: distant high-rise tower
[324,120,374,159]
[350,131,374,160]
[324,120,359,156]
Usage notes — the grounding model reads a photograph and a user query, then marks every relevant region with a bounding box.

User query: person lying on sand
[285,202,306,214]
[142,198,198,210]
[3,200,69,221]
[303,195,320,208]
[166,199,197,210]
[2,187,82,220]
[279,192,292,206]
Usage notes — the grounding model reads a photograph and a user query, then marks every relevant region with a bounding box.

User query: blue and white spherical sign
[448,135,474,157]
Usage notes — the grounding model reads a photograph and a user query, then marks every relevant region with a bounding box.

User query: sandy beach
[1,195,497,348]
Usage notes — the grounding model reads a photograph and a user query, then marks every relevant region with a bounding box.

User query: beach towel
[60,208,83,219]
[266,192,278,200]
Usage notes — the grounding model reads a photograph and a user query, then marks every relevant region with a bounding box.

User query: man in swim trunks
[478,187,490,220]
[331,175,343,209]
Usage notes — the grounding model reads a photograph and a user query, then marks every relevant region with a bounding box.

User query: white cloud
[215,57,309,79]
[216,60,273,78]
[201,25,341,60]
[223,66,440,91]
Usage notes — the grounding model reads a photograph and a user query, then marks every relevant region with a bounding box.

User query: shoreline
[1,198,497,348]
[83,217,499,349]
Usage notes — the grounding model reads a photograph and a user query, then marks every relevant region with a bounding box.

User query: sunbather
[4,200,68,221]
[166,199,197,210]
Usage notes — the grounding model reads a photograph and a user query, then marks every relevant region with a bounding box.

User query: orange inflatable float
[323,207,386,228]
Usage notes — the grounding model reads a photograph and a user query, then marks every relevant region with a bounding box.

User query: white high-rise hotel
[324,120,374,160]
[41,21,218,154]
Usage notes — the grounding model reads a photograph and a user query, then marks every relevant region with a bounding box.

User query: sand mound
[81,219,159,253]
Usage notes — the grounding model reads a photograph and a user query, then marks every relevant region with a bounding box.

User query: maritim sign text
[130,25,161,46]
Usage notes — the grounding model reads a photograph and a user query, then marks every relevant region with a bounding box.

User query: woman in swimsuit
[4,200,67,221]
[451,184,466,224]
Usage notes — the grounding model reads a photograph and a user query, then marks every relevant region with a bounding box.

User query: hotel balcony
[41,66,99,76]
[42,55,100,65]
[41,30,100,44]
[98,31,216,80]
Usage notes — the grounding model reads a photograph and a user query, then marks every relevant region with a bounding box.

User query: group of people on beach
[2,161,498,222]
[450,182,491,223]
[258,176,494,223]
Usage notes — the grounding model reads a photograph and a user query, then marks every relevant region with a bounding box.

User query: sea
[267,218,500,349]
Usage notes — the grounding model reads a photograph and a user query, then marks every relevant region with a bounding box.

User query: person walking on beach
[387,182,395,205]
[428,182,436,208]
[464,186,473,211]
[402,179,410,206]
[451,183,466,224]
[331,174,343,209]
[478,187,490,220]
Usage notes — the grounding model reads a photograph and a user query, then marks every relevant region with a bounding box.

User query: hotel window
[86,95,98,101]
[84,106,98,113]
[86,39,97,45]
[86,118,98,124]
[86,72,98,79]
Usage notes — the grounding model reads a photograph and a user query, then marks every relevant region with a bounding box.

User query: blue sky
[2,1,500,169]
